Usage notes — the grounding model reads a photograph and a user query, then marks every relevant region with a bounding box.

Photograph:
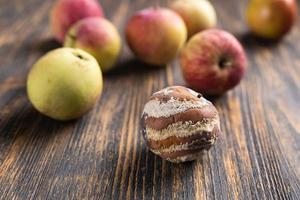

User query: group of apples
[27,0,298,121]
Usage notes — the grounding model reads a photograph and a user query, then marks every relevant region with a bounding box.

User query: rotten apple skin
[180,29,247,95]
[170,0,217,38]
[125,7,187,66]
[27,48,103,121]
[64,17,122,72]
[246,0,297,40]
[50,0,104,43]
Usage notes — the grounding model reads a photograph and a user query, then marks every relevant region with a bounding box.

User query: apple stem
[72,52,88,61]
[77,55,84,60]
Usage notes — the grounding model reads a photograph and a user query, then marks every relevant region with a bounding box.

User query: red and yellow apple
[170,0,217,38]
[246,0,297,40]
[125,7,187,66]
[50,0,104,43]
[180,29,247,95]
[64,17,121,72]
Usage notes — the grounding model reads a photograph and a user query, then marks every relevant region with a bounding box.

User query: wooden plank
[0,0,299,199]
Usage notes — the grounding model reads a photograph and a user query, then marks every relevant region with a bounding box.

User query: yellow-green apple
[170,0,217,38]
[246,0,297,40]
[180,29,247,95]
[27,48,103,121]
[64,17,121,72]
[125,7,187,66]
[50,0,104,43]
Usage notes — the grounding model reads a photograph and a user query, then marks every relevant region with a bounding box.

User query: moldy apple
[141,86,220,163]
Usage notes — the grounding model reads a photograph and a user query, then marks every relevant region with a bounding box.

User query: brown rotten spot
[147,126,220,150]
[154,144,212,161]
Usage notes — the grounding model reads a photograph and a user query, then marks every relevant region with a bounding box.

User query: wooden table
[0,0,299,199]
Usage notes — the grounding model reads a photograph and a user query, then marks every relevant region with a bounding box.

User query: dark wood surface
[0,0,300,199]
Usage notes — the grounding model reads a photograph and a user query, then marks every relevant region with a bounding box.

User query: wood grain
[0,0,300,199]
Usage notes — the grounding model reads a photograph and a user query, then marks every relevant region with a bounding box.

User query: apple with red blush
[170,0,217,38]
[125,7,187,66]
[64,17,121,72]
[50,0,104,43]
[246,0,297,40]
[180,29,247,95]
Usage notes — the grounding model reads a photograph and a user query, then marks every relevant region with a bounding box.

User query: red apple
[247,0,297,40]
[170,0,217,38]
[50,0,104,43]
[64,17,121,72]
[180,29,247,95]
[125,7,187,66]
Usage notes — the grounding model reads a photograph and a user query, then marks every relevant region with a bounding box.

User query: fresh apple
[180,29,247,95]
[27,48,103,121]
[50,0,104,43]
[64,17,121,72]
[170,0,217,38]
[246,0,297,40]
[125,7,187,66]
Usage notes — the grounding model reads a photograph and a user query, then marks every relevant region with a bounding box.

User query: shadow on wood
[106,58,166,77]
[33,38,61,54]
[237,32,281,49]
[0,103,77,140]
[129,143,197,199]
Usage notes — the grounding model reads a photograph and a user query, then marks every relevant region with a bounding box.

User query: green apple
[27,48,103,121]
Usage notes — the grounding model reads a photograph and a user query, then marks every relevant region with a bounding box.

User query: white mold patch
[146,115,219,141]
[143,97,211,118]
